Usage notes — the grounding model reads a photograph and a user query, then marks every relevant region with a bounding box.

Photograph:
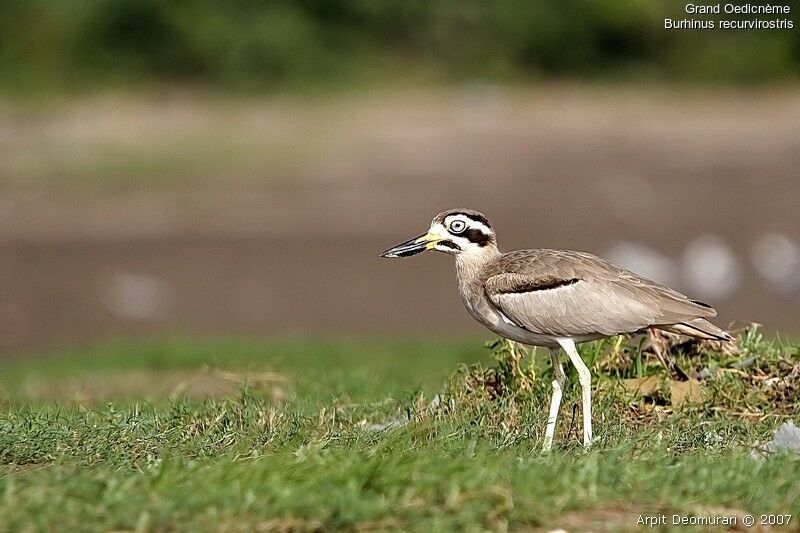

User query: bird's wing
[484,249,716,337]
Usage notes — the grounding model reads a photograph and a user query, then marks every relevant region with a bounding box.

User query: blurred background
[1,1,799,354]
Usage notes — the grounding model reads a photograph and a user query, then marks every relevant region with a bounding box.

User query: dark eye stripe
[463,228,492,247]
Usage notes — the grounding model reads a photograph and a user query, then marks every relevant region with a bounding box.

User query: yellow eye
[449,220,466,234]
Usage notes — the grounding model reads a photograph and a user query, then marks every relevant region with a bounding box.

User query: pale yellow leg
[543,348,566,452]
[557,338,593,447]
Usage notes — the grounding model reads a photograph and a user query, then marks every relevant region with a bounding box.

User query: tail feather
[660,318,734,342]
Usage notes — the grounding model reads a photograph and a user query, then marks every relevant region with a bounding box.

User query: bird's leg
[557,338,593,448]
[543,348,566,452]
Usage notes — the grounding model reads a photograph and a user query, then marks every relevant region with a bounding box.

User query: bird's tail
[660,318,735,343]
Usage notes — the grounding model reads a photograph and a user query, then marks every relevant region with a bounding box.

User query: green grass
[1,332,799,531]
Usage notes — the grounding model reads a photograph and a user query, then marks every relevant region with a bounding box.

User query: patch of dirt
[537,503,769,532]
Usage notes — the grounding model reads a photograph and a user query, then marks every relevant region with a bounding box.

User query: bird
[380,208,733,451]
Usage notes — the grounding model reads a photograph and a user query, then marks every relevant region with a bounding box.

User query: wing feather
[484,250,716,337]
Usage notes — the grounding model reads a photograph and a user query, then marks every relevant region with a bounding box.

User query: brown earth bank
[1,87,799,353]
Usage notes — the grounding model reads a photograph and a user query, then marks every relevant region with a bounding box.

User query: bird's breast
[456,275,564,348]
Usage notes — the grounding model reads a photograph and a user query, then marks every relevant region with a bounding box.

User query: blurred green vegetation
[1,0,798,96]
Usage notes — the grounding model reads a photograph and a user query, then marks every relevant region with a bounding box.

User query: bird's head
[380,208,497,258]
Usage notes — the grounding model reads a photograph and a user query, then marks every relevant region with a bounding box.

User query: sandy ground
[1,87,799,352]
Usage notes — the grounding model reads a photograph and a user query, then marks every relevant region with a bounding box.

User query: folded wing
[484,250,716,338]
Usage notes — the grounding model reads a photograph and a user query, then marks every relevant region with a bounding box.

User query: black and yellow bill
[380,232,439,258]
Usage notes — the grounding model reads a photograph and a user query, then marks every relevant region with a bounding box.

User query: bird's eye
[449,220,466,234]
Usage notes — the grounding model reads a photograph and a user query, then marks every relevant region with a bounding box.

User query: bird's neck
[455,244,500,282]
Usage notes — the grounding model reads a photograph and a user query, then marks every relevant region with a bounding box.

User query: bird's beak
[380,232,440,258]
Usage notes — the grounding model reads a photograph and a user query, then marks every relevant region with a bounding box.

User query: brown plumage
[483,249,732,341]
